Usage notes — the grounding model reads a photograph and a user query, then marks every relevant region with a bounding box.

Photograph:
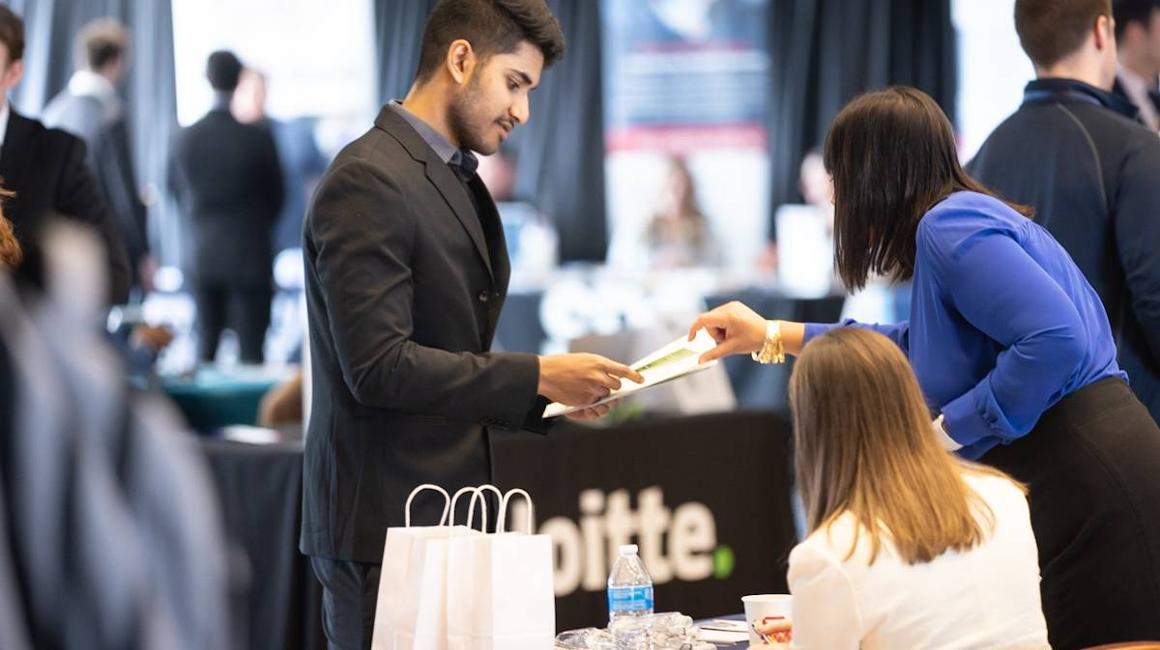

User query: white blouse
[788,473,1049,649]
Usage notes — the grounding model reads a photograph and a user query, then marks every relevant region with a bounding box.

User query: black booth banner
[491,411,797,631]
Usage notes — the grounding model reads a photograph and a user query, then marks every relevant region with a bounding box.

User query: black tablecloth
[200,438,326,650]
[198,410,798,647]
[493,410,797,631]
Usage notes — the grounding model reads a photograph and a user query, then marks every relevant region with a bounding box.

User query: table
[198,410,799,646]
[696,613,748,649]
[491,410,798,631]
[163,366,292,432]
[199,437,326,650]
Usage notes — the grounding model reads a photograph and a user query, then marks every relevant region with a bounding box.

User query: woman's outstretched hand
[688,301,769,364]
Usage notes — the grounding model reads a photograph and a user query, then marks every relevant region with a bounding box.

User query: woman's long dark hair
[823,86,1030,290]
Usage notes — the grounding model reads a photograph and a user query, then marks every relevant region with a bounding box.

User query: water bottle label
[608,585,655,613]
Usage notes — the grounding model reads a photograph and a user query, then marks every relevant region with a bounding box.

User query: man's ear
[446,39,476,86]
[1095,14,1116,52]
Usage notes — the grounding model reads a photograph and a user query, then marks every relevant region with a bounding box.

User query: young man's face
[0,44,23,97]
[1144,10,1160,71]
[448,40,544,156]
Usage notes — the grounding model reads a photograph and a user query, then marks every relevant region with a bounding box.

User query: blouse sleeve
[787,542,862,649]
[933,228,1087,447]
[803,320,910,354]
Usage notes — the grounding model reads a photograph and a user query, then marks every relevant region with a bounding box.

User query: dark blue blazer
[969,79,1160,423]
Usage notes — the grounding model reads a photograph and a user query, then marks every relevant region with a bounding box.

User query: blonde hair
[789,328,1023,565]
[0,187,20,270]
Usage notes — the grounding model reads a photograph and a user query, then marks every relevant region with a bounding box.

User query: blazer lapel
[373,107,493,281]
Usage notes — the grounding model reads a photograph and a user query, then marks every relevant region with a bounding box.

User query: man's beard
[448,77,498,155]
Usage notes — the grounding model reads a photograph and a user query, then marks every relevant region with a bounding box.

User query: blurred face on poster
[449,41,543,156]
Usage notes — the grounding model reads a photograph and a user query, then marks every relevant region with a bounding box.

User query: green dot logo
[713,545,735,580]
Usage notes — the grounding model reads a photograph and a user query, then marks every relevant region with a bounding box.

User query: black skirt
[981,377,1160,649]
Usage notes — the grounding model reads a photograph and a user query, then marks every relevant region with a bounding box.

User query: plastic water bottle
[607,544,654,624]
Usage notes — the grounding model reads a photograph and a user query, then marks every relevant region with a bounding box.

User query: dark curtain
[373,0,440,103]
[373,0,608,262]
[767,0,957,238]
[507,0,606,262]
[8,0,180,264]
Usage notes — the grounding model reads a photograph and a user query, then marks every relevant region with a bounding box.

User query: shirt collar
[68,70,117,102]
[0,101,8,150]
[1023,77,1140,120]
[388,100,476,171]
[67,70,123,123]
[211,91,233,113]
[1116,66,1160,125]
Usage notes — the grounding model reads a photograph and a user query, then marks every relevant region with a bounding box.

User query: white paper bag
[446,488,556,650]
[371,484,468,650]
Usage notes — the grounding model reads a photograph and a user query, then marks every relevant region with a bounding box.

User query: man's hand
[564,400,617,422]
[537,354,644,407]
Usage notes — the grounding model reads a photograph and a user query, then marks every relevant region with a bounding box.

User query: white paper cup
[741,594,792,648]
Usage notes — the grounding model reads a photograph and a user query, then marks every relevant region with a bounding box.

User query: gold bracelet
[751,320,786,364]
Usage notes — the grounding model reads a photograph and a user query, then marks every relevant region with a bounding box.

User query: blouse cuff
[803,322,840,345]
[940,385,1009,449]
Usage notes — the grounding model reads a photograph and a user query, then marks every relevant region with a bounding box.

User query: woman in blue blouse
[691,87,1160,647]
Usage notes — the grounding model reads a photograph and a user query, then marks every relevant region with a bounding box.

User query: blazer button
[478,290,490,304]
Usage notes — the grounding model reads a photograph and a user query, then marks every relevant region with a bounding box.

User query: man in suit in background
[0,6,130,304]
[232,68,329,255]
[969,0,1160,423]
[301,1,643,647]
[169,50,283,364]
[44,18,152,298]
[1112,0,1160,130]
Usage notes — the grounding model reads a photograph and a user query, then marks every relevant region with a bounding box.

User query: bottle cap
[618,544,639,556]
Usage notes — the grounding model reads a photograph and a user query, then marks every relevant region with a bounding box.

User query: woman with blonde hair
[786,328,1047,647]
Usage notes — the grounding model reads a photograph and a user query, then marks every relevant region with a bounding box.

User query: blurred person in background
[0,6,131,304]
[690,86,1160,647]
[232,67,328,255]
[785,328,1048,648]
[970,0,1160,424]
[44,18,153,298]
[169,50,283,364]
[797,149,833,218]
[1112,0,1160,130]
[0,183,170,373]
[642,156,720,269]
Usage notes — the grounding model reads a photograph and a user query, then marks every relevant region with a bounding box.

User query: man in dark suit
[1111,0,1160,130]
[970,0,1160,423]
[169,50,283,363]
[44,18,152,298]
[0,6,131,304]
[301,2,643,647]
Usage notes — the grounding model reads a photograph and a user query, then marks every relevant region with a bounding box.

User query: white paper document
[543,329,719,418]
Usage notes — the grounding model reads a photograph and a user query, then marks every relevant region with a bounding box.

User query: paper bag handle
[497,488,535,533]
[474,485,505,532]
[449,487,488,530]
[449,485,506,532]
[404,484,451,527]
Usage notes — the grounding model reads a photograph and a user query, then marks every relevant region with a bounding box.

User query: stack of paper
[543,329,719,418]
